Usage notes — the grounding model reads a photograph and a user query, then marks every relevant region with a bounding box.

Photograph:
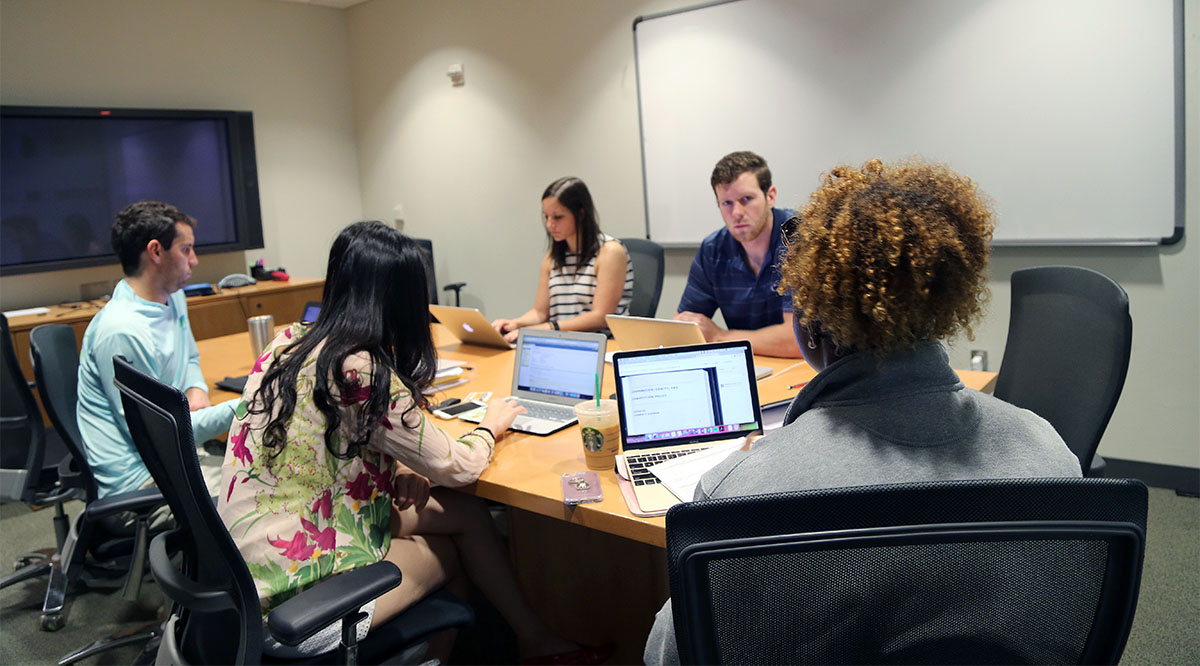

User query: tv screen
[1,105,263,276]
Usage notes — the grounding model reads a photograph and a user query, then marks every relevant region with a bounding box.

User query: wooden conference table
[200,325,997,660]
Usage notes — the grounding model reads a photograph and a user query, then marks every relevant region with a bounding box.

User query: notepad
[647,439,745,502]
[3,306,50,318]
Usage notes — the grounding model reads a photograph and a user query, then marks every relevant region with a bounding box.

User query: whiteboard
[634,0,1182,246]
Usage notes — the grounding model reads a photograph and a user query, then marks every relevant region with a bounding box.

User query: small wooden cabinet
[7,278,323,423]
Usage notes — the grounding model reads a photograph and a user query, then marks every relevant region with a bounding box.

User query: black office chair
[28,323,166,664]
[620,237,665,318]
[993,266,1132,477]
[414,237,467,306]
[113,355,474,664]
[665,478,1147,665]
[0,314,78,592]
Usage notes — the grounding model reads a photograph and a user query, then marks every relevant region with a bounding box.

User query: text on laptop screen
[516,336,602,400]
[618,346,758,445]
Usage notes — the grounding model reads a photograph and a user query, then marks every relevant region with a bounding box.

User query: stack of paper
[425,358,468,394]
[647,439,746,502]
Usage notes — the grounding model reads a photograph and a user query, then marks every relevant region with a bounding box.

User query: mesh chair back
[0,313,47,503]
[621,237,665,318]
[665,478,1147,665]
[993,266,1132,474]
[113,355,262,664]
[29,324,96,501]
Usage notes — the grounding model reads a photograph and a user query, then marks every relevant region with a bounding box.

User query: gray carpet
[1,488,1197,665]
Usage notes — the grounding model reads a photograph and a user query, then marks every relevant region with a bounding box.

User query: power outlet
[970,349,988,372]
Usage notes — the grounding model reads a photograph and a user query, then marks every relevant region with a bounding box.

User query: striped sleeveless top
[548,234,635,322]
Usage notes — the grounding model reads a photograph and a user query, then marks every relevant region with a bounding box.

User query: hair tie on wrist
[473,426,495,439]
[549,320,560,331]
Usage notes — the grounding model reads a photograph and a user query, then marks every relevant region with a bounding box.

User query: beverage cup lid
[573,398,617,417]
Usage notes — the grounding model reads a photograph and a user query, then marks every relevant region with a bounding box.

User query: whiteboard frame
[632,0,1186,247]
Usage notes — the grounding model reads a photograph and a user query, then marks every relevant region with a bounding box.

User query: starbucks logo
[581,426,605,452]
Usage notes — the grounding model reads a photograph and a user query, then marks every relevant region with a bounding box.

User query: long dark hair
[543,177,601,271]
[251,221,437,460]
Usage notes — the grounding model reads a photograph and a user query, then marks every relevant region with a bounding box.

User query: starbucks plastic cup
[574,399,620,471]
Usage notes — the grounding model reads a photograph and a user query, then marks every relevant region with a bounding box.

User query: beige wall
[347,0,1197,469]
[2,0,1195,469]
[0,0,362,307]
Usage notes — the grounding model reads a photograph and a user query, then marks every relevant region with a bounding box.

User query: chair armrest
[85,486,164,519]
[442,282,466,293]
[149,531,235,612]
[267,561,403,647]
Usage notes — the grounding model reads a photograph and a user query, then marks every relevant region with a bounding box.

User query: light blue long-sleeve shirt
[77,279,236,498]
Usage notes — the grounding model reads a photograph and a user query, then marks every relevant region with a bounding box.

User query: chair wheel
[12,555,39,570]
[40,613,65,631]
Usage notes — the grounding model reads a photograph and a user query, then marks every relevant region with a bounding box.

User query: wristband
[473,426,495,439]
[549,320,560,331]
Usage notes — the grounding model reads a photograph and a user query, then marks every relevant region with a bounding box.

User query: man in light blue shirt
[77,201,237,498]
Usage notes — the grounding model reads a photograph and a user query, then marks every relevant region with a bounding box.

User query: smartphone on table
[432,400,485,419]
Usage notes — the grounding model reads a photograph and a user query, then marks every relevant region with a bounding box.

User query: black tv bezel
[0,104,264,277]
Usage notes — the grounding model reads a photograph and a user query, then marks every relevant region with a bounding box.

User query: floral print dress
[217,323,494,615]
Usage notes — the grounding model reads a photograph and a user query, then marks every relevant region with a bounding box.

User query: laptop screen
[613,341,762,450]
[301,302,322,324]
[514,332,605,401]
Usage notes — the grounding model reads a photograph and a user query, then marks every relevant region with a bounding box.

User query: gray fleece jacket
[644,341,1081,665]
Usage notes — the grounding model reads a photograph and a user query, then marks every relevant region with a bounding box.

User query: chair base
[58,621,161,666]
[0,553,53,590]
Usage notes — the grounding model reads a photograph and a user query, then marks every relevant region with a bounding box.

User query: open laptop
[606,314,773,379]
[612,340,763,513]
[463,328,607,435]
[429,305,515,349]
[301,301,321,325]
[606,315,706,351]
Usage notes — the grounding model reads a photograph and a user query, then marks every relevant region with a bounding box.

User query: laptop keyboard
[625,448,706,485]
[516,400,576,422]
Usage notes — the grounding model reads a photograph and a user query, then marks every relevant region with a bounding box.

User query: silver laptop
[606,315,706,350]
[612,341,763,513]
[606,314,773,379]
[430,305,514,349]
[464,328,607,436]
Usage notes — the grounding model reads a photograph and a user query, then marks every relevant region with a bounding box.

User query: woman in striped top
[491,177,634,342]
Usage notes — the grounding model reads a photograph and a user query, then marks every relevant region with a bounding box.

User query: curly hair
[779,159,994,356]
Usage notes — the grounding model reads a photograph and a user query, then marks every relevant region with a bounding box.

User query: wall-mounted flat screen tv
[1,105,264,276]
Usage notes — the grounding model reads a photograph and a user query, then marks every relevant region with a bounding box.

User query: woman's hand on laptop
[480,397,527,436]
[492,317,515,335]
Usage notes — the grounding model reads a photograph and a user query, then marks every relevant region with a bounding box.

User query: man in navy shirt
[675,151,802,357]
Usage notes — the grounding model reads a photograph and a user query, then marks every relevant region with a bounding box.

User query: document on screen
[622,368,718,436]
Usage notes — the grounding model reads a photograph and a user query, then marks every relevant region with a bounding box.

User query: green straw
[596,372,601,407]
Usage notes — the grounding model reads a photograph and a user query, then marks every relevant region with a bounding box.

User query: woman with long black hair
[219,222,608,663]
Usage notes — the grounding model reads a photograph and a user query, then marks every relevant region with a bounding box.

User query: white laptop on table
[430,305,514,349]
[462,328,607,436]
[612,340,763,513]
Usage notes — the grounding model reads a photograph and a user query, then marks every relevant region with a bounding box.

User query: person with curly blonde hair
[644,159,1079,665]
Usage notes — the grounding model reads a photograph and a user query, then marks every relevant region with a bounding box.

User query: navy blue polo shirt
[677,208,794,331]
